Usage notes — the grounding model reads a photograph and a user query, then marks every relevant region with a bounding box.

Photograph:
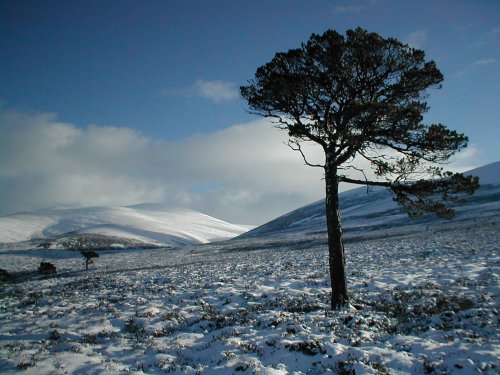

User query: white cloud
[0,109,325,224]
[403,29,428,49]
[163,79,239,102]
[193,80,239,102]
[455,58,497,76]
[0,110,166,212]
[445,144,482,173]
[474,59,496,66]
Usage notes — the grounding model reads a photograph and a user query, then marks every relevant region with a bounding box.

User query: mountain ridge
[0,204,251,247]
[239,161,500,239]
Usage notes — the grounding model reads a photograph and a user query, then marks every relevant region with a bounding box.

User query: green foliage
[81,251,100,260]
[391,171,479,219]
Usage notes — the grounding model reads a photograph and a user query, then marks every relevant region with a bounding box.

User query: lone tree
[81,251,99,270]
[241,28,479,310]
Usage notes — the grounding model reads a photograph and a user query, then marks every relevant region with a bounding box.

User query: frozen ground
[0,220,498,374]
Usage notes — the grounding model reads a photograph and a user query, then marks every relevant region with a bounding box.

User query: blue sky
[0,0,499,224]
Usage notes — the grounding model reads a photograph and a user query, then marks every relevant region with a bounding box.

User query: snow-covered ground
[1,219,498,374]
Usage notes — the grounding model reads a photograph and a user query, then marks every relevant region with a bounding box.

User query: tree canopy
[241,28,478,219]
[241,28,479,309]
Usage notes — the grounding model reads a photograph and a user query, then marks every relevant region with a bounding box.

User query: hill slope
[0,204,251,247]
[241,161,500,239]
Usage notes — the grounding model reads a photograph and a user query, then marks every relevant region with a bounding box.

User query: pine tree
[241,28,479,310]
[81,251,99,270]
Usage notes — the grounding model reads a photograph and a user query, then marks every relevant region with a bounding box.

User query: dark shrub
[0,268,14,282]
[38,262,57,275]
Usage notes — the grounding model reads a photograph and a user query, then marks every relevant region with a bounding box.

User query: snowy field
[0,220,498,374]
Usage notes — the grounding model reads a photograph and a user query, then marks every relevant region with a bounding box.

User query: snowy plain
[0,219,498,374]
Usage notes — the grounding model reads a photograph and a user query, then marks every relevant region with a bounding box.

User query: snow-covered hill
[241,161,500,239]
[0,204,251,247]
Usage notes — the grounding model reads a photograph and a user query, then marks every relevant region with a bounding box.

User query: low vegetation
[0,220,497,373]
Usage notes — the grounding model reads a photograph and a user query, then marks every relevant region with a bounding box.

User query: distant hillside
[240,161,500,239]
[0,204,251,248]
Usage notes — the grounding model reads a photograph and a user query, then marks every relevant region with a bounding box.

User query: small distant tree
[241,28,479,310]
[81,251,99,270]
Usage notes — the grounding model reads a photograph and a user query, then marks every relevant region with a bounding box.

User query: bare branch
[339,164,371,192]
[286,141,325,168]
[339,176,392,188]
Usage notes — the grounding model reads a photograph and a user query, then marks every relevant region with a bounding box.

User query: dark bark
[325,160,349,309]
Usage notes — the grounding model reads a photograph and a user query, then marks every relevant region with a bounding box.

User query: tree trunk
[325,162,349,309]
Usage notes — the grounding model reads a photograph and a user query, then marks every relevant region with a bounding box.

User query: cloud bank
[0,109,325,224]
[163,79,239,102]
[0,109,481,224]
